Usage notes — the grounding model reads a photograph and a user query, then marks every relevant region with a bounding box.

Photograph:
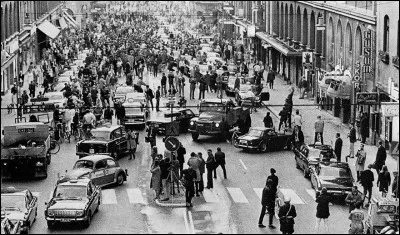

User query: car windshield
[116,87,133,94]
[47,94,63,100]
[320,167,351,178]
[54,185,87,199]
[248,129,263,137]
[1,195,26,210]
[73,160,94,170]
[125,107,142,115]
[91,131,110,140]
[200,103,226,112]
[240,85,253,92]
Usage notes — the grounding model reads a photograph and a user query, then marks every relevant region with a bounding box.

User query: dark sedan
[310,161,355,199]
[146,108,196,135]
[294,143,336,178]
[234,127,292,152]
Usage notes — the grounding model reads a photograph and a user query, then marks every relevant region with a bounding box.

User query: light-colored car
[113,85,135,104]
[235,84,257,106]
[122,92,149,127]
[54,76,71,91]
[27,91,67,109]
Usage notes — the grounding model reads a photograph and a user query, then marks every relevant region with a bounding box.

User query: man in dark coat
[360,164,374,205]
[258,179,276,228]
[315,187,332,233]
[263,112,274,128]
[266,168,279,194]
[278,197,297,234]
[374,140,387,174]
[181,166,197,207]
[334,133,343,162]
[360,113,369,144]
[205,149,215,189]
[291,126,304,149]
[214,147,227,179]
[267,68,275,89]
[177,143,186,176]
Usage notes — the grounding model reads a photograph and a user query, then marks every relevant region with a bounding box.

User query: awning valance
[63,11,78,28]
[59,17,68,29]
[37,20,60,39]
[256,32,302,57]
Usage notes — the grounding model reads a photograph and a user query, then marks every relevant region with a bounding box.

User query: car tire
[116,173,125,186]
[83,212,91,228]
[191,132,199,141]
[47,221,55,229]
[260,142,267,152]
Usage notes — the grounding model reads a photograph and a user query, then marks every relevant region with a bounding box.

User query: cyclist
[63,106,75,140]
[83,109,96,138]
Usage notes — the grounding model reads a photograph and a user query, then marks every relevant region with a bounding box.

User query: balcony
[392,56,399,68]
[378,50,390,64]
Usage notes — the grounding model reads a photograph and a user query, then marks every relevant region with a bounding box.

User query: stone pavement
[264,74,398,203]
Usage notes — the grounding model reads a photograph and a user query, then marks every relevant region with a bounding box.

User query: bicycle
[62,122,71,143]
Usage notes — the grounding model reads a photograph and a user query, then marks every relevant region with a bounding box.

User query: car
[44,178,101,229]
[53,76,71,91]
[113,85,135,103]
[235,84,257,106]
[206,52,221,58]
[1,187,38,234]
[122,92,149,129]
[59,155,128,187]
[76,124,129,159]
[310,161,355,199]
[146,108,196,135]
[294,143,336,178]
[26,92,67,110]
[1,217,21,234]
[235,127,292,152]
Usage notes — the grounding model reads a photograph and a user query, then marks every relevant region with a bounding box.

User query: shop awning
[223,21,235,25]
[37,20,60,39]
[59,17,68,29]
[256,32,302,57]
[63,11,78,28]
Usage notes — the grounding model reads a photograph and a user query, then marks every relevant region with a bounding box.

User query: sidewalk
[265,74,398,203]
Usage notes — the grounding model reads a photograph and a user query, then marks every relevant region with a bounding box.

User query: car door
[299,146,308,171]
[266,130,278,151]
[117,127,128,154]
[92,160,107,186]
[310,165,320,190]
[86,183,96,216]
[104,159,119,185]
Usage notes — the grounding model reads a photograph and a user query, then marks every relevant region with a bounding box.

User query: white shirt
[293,114,302,127]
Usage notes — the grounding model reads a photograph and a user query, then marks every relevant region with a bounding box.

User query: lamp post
[315,15,326,108]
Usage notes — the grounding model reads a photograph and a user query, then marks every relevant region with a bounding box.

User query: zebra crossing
[31,186,316,206]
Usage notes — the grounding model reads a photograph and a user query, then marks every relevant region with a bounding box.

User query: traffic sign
[165,136,181,152]
[166,121,180,136]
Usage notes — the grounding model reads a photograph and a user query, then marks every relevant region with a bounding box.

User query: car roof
[57,178,91,187]
[77,154,114,162]
[201,99,231,103]
[320,161,350,169]
[91,125,121,133]
[1,187,29,195]
[250,127,270,131]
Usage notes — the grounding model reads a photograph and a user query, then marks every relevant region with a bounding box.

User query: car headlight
[76,210,84,217]
[190,121,195,126]
[47,210,54,217]
[36,161,44,167]
[215,123,220,127]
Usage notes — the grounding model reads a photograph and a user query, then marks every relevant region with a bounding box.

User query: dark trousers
[128,148,136,159]
[195,181,200,195]
[161,84,167,96]
[363,185,373,203]
[156,98,160,111]
[186,184,194,203]
[269,81,274,89]
[361,135,367,144]
[190,88,195,99]
[214,163,227,179]
[199,174,204,192]
[258,206,274,225]
[206,168,213,188]
[314,132,324,144]
[199,90,205,99]
[148,99,154,110]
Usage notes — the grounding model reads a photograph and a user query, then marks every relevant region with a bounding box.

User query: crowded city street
[1,1,399,234]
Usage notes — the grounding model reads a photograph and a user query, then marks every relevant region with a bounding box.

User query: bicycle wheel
[49,140,60,154]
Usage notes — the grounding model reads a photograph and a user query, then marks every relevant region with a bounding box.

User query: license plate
[240,140,247,144]
[61,219,71,222]
[197,124,203,126]
[89,149,95,154]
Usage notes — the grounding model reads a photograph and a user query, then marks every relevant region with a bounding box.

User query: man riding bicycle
[82,109,96,138]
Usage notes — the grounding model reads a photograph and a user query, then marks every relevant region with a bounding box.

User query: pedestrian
[178,71,185,97]
[145,85,154,111]
[299,76,308,99]
[170,153,181,195]
[146,125,157,148]
[293,110,302,128]
[258,179,276,228]
[278,196,297,234]
[266,168,279,193]
[189,74,196,100]
[278,108,288,132]
[334,133,343,162]
[206,149,216,189]
[103,106,114,124]
[263,112,274,128]
[160,157,171,201]
[360,164,374,205]
[161,72,167,97]
[315,187,331,234]
[168,70,174,92]
[29,81,36,98]
[355,110,362,141]
[204,71,211,92]
[115,102,126,125]
[156,86,161,112]
[177,142,186,176]
[214,147,227,179]
[360,113,369,144]
[355,144,367,182]
[348,202,364,234]
[345,186,363,213]
[291,125,304,149]
[180,165,197,207]
[234,74,241,90]
[188,152,201,196]
[314,115,325,145]
[377,165,391,198]
[373,140,387,174]
[198,76,206,100]
[126,129,137,160]
[347,123,357,161]
[197,152,206,193]
[150,160,161,200]
[267,68,275,89]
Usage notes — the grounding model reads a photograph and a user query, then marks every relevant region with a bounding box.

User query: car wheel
[83,211,91,228]
[116,173,124,186]
[303,168,309,178]
[191,132,199,141]
[47,221,55,229]
[260,142,267,152]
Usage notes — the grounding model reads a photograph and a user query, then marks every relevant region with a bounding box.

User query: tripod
[167,162,184,197]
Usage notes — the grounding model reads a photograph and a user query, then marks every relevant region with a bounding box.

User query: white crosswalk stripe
[203,189,220,203]
[278,188,306,205]
[306,189,316,201]
[253,188,263,200]
[226,187,249,203]
[102,189,118,204]
[127,188,147,205]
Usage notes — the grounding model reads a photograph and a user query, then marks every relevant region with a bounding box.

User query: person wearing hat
[278,196,297,234]
[266,168,279,194]
[258,179,276,228]
[334,133,343,162]
[360,164,374,205]
[315,187,332,233]
[374,140,387,174]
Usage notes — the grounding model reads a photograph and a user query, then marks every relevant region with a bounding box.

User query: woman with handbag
[278,196,297,234]
[355,144,367,182]
[150,160,161,200]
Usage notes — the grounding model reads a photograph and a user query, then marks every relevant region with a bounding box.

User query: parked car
[53,76,71,92]
[235,127,292,152]
[76,124,129,159]
[59,155,128,187]
[26,92,67,112]
[45,178,101,229]
[122,92,149,129]
[294,143,336,178]
[1,187,38,234]
[1,217,21,234]
[235,84,257,106]
[310,161,354,199]
[112,85,135,104]
[146,108,196,135]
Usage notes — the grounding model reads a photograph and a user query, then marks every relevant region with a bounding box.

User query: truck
[1,123,51,179]
[188,99,251,141]
[365,199,399,234]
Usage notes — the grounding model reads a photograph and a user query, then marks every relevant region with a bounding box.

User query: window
[106,159,117,168]
[95,160,107,170]
[355,27,362,56]
[383,15,389,51]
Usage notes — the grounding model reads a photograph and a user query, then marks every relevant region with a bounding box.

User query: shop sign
[362,30,374,80]
[381,102,399,117]
[353,61,361,82]
[356,92,378,104]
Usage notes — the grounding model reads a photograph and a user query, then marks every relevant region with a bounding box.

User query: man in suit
[347,123,357,161]
[258,179,276,228]
[334,133,343,162]
[374,140,387,174]
[155,86,161,112]
[214,147,227,179]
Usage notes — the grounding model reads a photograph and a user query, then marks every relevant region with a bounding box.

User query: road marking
[102,189,117,204]
[253,188,263,200]
[127,188,147,204]
[203,189,219,202]
[306,189,316,201]
[239,159,248,170]
[188,211,195,234]
[183,211,191,234]
[226,187,249,203]
[279,188,306,205]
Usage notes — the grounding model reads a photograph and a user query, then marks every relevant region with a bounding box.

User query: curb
[155,199,187,208]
